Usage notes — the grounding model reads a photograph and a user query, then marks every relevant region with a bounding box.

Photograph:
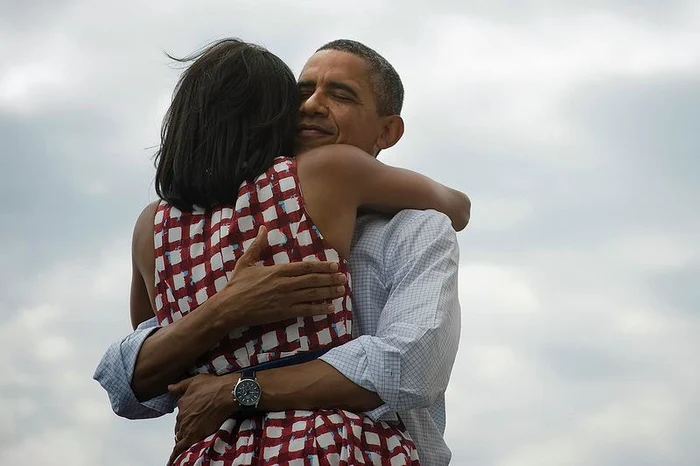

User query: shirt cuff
[93,320,176,419]
[319,336,400,423]
[364,404,399,422]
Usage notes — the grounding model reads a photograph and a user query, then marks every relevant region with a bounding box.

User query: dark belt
[236,347,331,374]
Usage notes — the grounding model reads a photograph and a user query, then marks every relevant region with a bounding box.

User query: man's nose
[299,91,329,117]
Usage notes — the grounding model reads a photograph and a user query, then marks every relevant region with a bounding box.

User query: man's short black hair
[317,39,404,116]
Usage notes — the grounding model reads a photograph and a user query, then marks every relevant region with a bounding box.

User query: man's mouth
[297,123,333,137]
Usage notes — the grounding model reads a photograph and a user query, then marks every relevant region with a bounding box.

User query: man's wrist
[216,373,241,414]
[202,293,241,336]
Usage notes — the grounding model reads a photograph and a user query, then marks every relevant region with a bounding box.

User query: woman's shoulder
[133,201,161,235]
[131,200,161,271]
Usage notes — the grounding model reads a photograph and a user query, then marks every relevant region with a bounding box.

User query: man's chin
[294,135,334,154]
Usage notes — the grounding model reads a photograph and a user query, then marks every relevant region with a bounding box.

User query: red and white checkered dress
[154,157,420,465]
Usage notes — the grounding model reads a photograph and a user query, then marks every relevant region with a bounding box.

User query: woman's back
[154,156,353,374]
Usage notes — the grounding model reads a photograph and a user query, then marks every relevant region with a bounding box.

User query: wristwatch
[232,370,261,413]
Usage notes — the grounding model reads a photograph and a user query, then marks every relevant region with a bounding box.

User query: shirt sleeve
[320,210,461,421]
[93,317,178,419]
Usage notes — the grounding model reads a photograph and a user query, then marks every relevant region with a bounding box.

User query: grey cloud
[0,0,76,32]
[647,261,700,315]
[0,109,153,312]
[423,72,700,256]
[507,73,700,249]
[566,74,700,193]
[536,341,652,381]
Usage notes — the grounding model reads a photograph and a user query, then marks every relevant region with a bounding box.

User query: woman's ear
[376,115,404,151]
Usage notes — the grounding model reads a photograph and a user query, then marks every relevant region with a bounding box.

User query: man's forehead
[299,50,370,87]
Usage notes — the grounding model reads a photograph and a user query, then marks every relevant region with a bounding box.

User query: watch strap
[240,369,256,380]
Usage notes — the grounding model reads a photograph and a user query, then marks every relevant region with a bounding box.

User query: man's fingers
[168,440,188,466]
[168,377,194,396]
[286,285,346,306]
[289,302,338,317]
[277,260,339,277]
[282,273,346,292]
[168,425,194,465]
[235,225,268,270]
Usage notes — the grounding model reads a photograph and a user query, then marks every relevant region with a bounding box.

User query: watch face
[234,379,261,407]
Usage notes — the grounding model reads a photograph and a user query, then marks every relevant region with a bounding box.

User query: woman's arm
[305,145,471,231]
[130,202,159,329]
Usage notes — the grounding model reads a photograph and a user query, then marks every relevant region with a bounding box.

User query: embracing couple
[95,38,469,465]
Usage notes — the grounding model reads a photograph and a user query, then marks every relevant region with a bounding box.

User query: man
[95,39,463,465]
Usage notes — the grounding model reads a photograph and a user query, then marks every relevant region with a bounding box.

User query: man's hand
[167,373,239,465]
[211,225,348,329]
[166,362,383,465]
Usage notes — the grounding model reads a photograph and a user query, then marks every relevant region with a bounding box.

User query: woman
[130,38,469,465]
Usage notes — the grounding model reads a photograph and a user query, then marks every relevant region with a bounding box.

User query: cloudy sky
[1,0,699,464]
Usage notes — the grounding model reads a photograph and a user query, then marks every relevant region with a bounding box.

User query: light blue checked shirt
[94,209,461,466]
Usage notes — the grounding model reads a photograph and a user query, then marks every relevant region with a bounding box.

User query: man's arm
[314,210,460,415]
[94,226,347,419]
[169,210,459,456]
[93,296,250,420]
[258,359,383,411]
[167,358,383,458]
[174,210,459,418]
[261,211,460,414]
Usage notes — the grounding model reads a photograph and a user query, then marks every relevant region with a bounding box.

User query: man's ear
[376,115,404,150]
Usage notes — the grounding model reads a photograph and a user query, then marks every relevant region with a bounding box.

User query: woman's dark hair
[154,38,299,211]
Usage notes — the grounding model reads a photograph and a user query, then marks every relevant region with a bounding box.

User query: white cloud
[2,430,106,466]
[390,11,700,170]
[422,13,699,86]
[468,197,535,232]
[446,236,700,463]
[0,61,67,111]
[604,231,696,271]
[459,262,541,315]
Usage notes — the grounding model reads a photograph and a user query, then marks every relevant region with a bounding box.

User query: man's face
[296,50,385,156]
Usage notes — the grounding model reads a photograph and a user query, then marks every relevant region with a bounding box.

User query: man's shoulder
[350,210,460,284]
[359,209,453,236]
[355,210,457,254]
[393,209,453,228]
